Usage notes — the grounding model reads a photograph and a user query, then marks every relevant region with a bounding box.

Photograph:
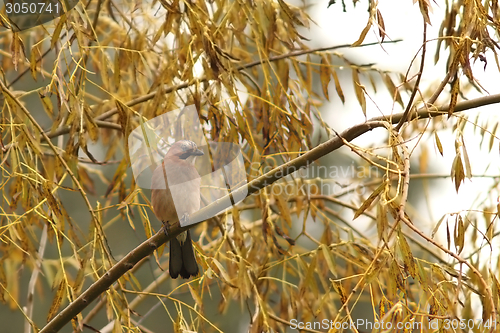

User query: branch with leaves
[36,92,500,333]
[2,0,500,331]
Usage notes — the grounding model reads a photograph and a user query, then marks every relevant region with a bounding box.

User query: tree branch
[39,93,500,333]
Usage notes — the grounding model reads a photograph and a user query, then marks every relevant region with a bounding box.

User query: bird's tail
[169,230,199,279]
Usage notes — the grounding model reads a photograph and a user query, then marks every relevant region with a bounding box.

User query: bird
[150,140,204,279]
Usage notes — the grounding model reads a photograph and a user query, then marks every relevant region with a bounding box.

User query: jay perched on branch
[151,140,204,279]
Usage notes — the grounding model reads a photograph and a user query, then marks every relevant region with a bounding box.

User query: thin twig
[395,18,427,131]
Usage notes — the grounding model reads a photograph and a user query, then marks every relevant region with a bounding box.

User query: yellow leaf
[320,56,331,101]
[213,259,231,282]
[10,32,25,71]
[377,202,388,240]
[249,149,261,180]
[352,69,366,115]
[274,188,292,227]
[30,45,41,80]
[320,244,337,276]
[398,231,417,279]
[454,215,465,255]
[304,255,318,298]
[448,77,459,117]
[418,0,432,25]
[431,214,446,238]
[39,92,53,117]
[434,131,443,156]
[101,51,110,89]
[51,15,67,49]
[188,284,204,310]
[331,68,345,103]
[451,153,465,192]
[332,280,347,304]
[47,280,66,322]
[461,136,472,179]
[389,259,404,292]
[352,21,372,47]
[84,105,99,142]
[383,73,403,108]
[354,182,385,220]
[376,9,386,41]
[277,0,305,27]
[43,181,63,223]
[490,270,500,311]
[490,123,498,152]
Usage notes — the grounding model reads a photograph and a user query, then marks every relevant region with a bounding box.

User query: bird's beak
[192,149,204,156]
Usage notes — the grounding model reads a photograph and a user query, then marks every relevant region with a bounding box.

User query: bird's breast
[151,158,201,226]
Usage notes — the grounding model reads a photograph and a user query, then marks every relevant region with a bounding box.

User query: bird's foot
[163,222,170,236]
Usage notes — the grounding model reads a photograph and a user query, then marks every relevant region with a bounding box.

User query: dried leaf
[10,32,25,71]
[105,159,128,197]
[303,255,318,298]
[489,122,498,152]
[389,259,404,292]
[431,214,446,238]
[352,21,372,47]
[353,182,385,219]
[490,270,500,311]
[277,0,305,27]
[332,280,347,304]
[377,202,388,240]
[418,0,432,25]
[398,231,417,279]
[434,131,444,156]
[51,15,67,49]
[376,9,386,41]
[47,280,66,322]
[273,187,292,227]
[320,244,337,276]
[352,69,366,115]
[30,45,41,80]
[451,153,465,192]
[213,258,231,283]
[188,284,204,311]
[305,54,312,93]
[39,92,54,118]
[73,258,87,294]
[383,73,403,108]
[320,56,331,101]
[461,136,472,179]
[446,220,451,250]
[43,182,63,223]
[454,215,465,255]
[331,68,345,103]
[448,76,459,117]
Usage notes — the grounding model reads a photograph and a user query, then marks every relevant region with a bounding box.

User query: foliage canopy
[1,0,500,332]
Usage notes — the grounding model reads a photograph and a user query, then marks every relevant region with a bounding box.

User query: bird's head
[166,140,204,160]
